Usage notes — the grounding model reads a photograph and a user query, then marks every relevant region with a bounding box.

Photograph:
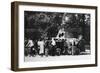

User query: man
[26,38,34,57]
[51,38,56,56]
[44,40,49,57]
[77,35,85,52]
[37,39,45,57]
[56,28,65,39]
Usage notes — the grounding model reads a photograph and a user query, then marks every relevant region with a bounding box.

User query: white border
[18,5,96,68]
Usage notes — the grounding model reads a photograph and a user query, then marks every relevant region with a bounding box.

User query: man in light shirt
[37,39,45,57]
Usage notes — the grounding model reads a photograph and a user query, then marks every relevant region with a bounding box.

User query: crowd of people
[24,35,85,57]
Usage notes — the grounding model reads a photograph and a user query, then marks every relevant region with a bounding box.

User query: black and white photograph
[11,2,97,71]
[24,11,91,62]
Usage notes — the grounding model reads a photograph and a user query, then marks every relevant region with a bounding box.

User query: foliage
[24,11,90,44]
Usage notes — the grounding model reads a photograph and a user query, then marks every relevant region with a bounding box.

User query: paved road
[25,50,91,62]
